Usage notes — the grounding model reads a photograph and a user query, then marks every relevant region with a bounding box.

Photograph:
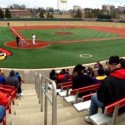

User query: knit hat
[109,56,120,65]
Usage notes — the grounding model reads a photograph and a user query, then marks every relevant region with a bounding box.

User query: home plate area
[5,40,50,49]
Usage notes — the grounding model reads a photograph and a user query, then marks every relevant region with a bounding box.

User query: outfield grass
[0,27,125,69]
[20,28,120,42]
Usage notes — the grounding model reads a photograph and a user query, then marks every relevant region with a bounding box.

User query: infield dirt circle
[5,31,73,49]
[5,40,50,49]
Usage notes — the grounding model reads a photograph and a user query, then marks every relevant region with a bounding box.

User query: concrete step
[6,114,14,125]
[11,107,87,125]
[58,115,90,125]
[22,92,37,97]
[15,96,39,104]
[38,108,87,125]
[12,102,41,111]
[22,89,36,93]
[8,83,91,125]
[14,107,41,115]
[21,84,35,91]
[11,112,44,125]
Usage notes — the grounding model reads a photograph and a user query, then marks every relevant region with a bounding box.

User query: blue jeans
[0,106,5,122]
[89,94,103,116]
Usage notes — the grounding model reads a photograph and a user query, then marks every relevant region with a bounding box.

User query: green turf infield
[19,28,120,42]
[0,27,125,69]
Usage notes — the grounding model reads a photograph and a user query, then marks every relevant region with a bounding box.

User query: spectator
[56,69,68,84]
[0,74,5,84]
[0,70,5,84]
[0,72,5,79]
[104,61,110,76]
[72,64,85,77]
[120,58,125,69]
[65,68,72,81]
[0,106,5,122]
[72,64,94,97]
[85,55,125,123]
[15,72,24,96]
[87,66,94,77]
[61,69,71,81]
[92,68,107,84]
[93,61,103,70]
[5,70,19,89]
[49,70,56,81]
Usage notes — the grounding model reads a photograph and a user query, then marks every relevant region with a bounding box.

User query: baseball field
[0,21,125,69]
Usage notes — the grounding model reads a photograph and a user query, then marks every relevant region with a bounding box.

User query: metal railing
[35,72,57,125]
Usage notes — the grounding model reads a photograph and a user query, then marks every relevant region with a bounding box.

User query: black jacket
[97,68,125,112]
[72,74,93,97]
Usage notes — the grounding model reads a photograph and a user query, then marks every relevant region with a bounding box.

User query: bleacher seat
[89,98,125,125]
[64,84,100,103]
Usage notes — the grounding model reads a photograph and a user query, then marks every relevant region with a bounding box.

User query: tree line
[0,8,11,18]
[0,4,118,19]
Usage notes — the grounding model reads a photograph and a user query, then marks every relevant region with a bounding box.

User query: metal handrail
[35,73,40,99]
[35,73,57,125]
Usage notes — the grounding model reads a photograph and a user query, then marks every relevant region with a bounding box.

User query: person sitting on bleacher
[92,68,107,84]
[0,73,5,84]
[72,64,94,97]
[4,70,19,89]
[15,72,24,96]
[85,55,125,123]
[93,61,103,70]
[120,58,125,69]
[0,105,5,123]
[103,61,111,76]
[49,70,56,81]
[56,69,69,84]
[87,66,95,77]
[0,70,5,84]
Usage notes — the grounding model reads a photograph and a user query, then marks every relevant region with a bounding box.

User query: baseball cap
[109,55,120,65]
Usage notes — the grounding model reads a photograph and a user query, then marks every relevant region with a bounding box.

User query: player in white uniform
[32,34,36,45]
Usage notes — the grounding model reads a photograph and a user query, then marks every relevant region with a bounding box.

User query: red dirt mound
[55,32,73,35]
[5,40,50,49]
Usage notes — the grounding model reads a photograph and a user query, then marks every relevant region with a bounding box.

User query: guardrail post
[112,105,119,125]
[34,74,57,125]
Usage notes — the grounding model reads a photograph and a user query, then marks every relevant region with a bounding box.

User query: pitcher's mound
[56,32,73,35]
[5,41,50,49]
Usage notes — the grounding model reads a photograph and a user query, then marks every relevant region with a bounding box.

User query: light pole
[60,0,68,13]
[124,9,125,20]
[57,0,60,14]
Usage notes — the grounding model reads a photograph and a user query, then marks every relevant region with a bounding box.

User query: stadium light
[57,0,59,14]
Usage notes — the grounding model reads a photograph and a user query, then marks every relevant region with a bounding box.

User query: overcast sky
[0,0,125,9]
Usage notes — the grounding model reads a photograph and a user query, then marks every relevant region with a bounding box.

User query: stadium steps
[6,83,91,125]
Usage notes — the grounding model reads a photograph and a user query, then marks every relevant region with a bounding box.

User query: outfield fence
[0,18,125,23]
